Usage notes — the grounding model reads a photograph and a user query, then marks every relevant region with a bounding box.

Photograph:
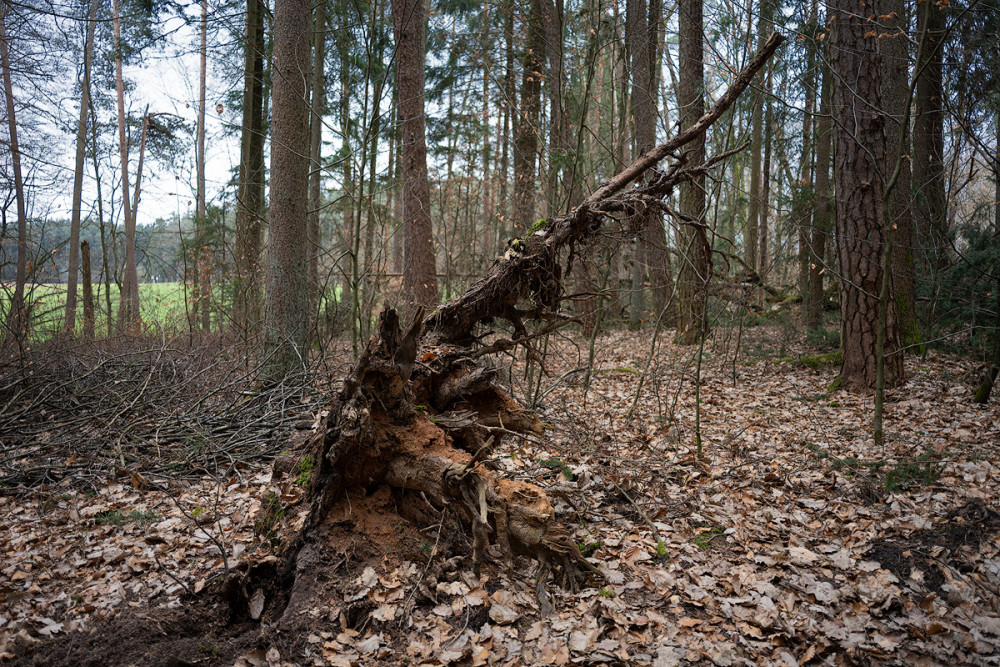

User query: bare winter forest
[1,0,999,664]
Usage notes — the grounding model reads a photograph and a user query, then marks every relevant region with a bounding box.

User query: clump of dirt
[865,499,1000,592]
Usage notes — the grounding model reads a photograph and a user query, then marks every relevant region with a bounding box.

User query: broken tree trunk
[264,33,784,622]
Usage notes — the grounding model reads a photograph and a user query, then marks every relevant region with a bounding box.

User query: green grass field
[1,282,190,338]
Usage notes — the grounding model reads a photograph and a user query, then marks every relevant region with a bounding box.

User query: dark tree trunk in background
[807,53,832,330]
[308,0,327,321]
[65,0,98,334]
[796,0,817,301]
[674,0,711,345]
[881,0,922,352]
[828,0,903,390]
[113,0,141,333]
[392,0,438,306]
[0,1,27,344]
[263,0,312,379]
[81,241,95,339]
[235,0,266,335]
[913,0,949,273]
[627,0,673,323]
[197,0,210,333]
[512,0,545,231]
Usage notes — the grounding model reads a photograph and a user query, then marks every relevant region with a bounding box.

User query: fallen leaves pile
[2,325,999,665]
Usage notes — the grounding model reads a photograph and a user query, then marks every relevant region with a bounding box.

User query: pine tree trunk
[262,0,312,379]
[913,0,949,273]
[392,0,438,306]
[308,0,327,322]
[881,0,922,352]
[197,0,210,333]
[828,0,903,390]
[512,0,545,231]
[808,53,832,330]
[235,0,266,335]
[674,0,710,345]
[0,2,27,345]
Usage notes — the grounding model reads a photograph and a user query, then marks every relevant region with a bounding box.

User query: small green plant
[71,594,84,603]
[95,509,161,527]
[882,452,944,493]
[296,455,315,487]
[690,525,724,550]
[191,506,206,519]
[577,541,602,557]
[420,542,433,556]
[538,457,574,481]
[655,540,668,560]
[598,587,615,599]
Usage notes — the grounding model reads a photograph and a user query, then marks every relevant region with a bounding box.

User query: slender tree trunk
[973,115,1000,404]
[263,0,312,379]
[674,0,710,345]
[81,240,95,338]
[392,0,438,305]
[808,53,832,330]
[480,0,493,260]
[235,0,266,335]
[759,63,773,274]
[0,1,26,344]
[64,0,98,333]
[627,0,673,324]
[308,0,326,323]
[196,0,211,332]
[881,0,921,352]
[497,0,514,242]
[512,0,545,232]
[828,0,903,390]
[113,0,140,333]
[745,0,773,276]
[796,0,817,299]
[913,0,948,272]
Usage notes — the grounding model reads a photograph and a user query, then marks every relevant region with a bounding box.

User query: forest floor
[2,323,999,666]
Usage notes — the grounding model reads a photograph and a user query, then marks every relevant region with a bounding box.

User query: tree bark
[796,0,817,300]
[392,0,438,306]
[235,0,266,335]
[81,241,95,339]
[881,0,921,352]
[0,1,27,345]
[913,0,949,273]
[807,51,832,330]
[112,0,141,333]
[512,0,546,231]
[308,0,326,322]
[196,0,211,333]
[828,0,903,390]
[262,0,312,379]
[673,0,711,345]
[64,0,98,334]
[627,0,673,324]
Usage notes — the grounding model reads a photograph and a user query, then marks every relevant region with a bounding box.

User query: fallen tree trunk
[263,32,785,623]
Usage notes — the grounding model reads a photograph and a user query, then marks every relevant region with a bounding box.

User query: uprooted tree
[253,33,785,621]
